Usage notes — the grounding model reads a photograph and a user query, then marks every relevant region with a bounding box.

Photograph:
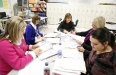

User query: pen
[41,53,57,61]
[77,46,82,48]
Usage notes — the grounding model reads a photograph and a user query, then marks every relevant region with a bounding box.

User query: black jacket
[57,21,75,32]
[76,29,93,51]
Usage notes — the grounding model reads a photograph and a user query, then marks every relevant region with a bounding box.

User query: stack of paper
[52,48,86,75]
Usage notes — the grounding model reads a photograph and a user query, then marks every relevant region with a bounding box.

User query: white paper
[39,49,58,60]
[60,57,86,72]
[39,42,52,52]
[69,34,82,40]
[62,48,83,60]
[52,59,81,75]
[44,33,58,37]
[8,59,44,75]
[46,38,60,43]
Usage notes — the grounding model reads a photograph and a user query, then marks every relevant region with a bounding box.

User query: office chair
[0,12,9,19]
[74,19,78,27]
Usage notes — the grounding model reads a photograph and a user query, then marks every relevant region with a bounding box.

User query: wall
[0,0,17,17]
[0,0,116,16]
[48,0,116,4]
[47,3,116,28]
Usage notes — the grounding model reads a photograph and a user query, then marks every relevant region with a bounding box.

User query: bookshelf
[29,0,37,12]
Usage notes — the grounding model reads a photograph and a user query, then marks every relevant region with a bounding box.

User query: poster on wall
[2,0,9,9]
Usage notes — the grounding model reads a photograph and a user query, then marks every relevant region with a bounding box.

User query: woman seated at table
[24,15,44,45]
[78,28,116,75]
[0,16,44,75]
[57,13,75,33]
[71,16,105,51]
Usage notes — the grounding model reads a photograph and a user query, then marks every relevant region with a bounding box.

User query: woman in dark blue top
[25,15,43,45]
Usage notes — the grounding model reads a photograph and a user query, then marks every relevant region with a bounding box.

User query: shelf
[29,0,36,4]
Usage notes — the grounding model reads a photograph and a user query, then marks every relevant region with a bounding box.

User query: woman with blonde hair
[71,16,106,51]
[57,13,75,33]
[0,16,44,75]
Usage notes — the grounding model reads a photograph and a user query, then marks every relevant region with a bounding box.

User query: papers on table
[62,48,83,59]
[44,33,58,38]
[53,48,86,75]
[46,38,60,43]
[39,42,52,53]
[39,49,58,60]
[69,34,82,40]
[8,59,44,75]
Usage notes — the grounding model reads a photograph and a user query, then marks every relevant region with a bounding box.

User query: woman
[78,28,116,75]
[0,16,43,75]
[72,16,105,51]
[57,13,75,33]
[25,15,43,45]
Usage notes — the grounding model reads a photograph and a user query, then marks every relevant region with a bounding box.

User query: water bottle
[44,62,50,75]
[57,43,62,58]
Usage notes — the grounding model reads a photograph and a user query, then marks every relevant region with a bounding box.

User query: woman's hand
[75,40,82,45]
[33,48,42,56]
[70,30,75,34]
[63,29,68,34]
[32,44,39,50]
[77,47,85,52]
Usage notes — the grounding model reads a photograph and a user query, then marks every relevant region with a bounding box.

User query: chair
[0,12,9,19]
[58,18,62,24]
[113,42,116,52]
[74,19,78,27]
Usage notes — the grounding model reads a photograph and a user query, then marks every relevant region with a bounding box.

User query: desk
[8,58,45,75]
[8,33,85,75]
[105,24,116,30]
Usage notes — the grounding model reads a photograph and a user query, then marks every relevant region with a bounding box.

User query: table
[105,24,116,30]
[8,32,86,75]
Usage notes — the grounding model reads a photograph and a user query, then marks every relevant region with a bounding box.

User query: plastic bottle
[57,43,62,58]
[44,62,50,75]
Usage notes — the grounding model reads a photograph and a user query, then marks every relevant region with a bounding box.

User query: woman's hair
[93,16,105,28]
[91,28,115,47]
[32,15,40,24]
[0,16,27,43]
[63,13,72,21]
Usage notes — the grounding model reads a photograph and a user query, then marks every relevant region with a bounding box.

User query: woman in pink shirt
[0,16,42,75]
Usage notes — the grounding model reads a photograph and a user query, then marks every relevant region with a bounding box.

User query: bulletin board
[0,0,3,7]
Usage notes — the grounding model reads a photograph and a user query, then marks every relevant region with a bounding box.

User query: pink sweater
[0,39,33,75]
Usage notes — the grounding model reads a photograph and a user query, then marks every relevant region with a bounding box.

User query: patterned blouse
[84,50,116,75]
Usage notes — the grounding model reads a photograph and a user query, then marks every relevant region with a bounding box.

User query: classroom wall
[48,0,116,4]
[0,0,116,17]
[0,0,17,17]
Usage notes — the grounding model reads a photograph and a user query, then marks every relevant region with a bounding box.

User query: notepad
[39,49,58,60]
[39,42,52,53]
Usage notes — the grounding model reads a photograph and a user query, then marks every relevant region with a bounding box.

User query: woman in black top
[57,13,75,33]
